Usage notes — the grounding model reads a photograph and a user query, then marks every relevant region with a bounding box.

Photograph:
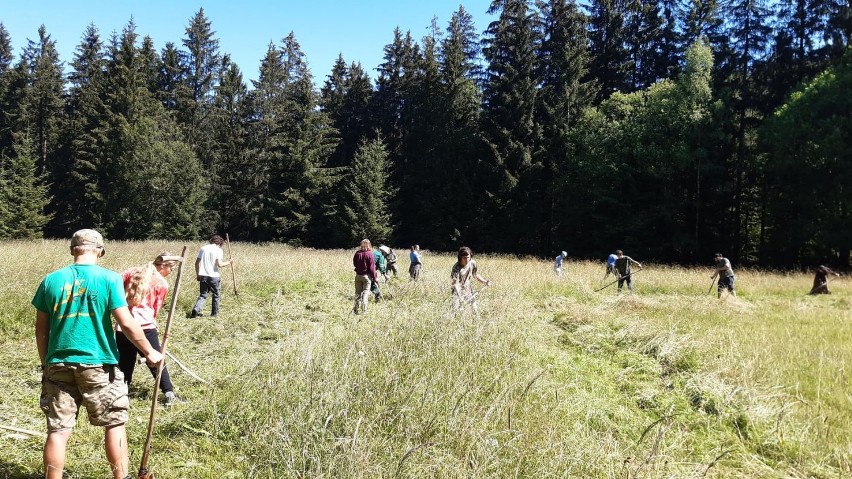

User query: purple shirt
[353,249,377,281]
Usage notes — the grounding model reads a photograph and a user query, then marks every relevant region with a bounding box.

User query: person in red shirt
[116,253,183,406]
[352,239,377,314]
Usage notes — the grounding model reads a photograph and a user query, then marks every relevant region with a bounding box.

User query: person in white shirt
[190,235,231,317]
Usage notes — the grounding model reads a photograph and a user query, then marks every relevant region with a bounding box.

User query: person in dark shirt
[352,239,377,314]
[614,249,642,293]
[809,265,840,294]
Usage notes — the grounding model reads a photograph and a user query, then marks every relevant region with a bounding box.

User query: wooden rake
[138,246,187,479]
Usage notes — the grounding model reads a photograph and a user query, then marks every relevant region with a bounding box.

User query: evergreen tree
[56,23,108,232]
[139,35,161,94]
[211,56,250,233]
[179,7,223,212]
[371,28,420,165]
[99,20,207,238]
[0,23,18,157]
[426,5,485,249]
[537,0,596,251]
[341,135,395,243]
[0,23,12,74]
[157,42,187,111]
[392,19,447,245]
[19,26,65,179]
[481,0,543,252]
[719,0,774,261]
[320,55,373,168]
[0,133,51,238]
[682,0,725,48]
[272,33,337,243]
[586,0,633,101]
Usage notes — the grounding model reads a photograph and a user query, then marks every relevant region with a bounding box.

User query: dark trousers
[116,329,174,393]
[617,273,633,291]
[193,276,221,316]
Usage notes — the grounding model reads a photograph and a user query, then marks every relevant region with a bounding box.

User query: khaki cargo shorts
[40,363,129,432]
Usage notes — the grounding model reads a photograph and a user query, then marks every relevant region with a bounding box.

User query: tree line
[0,0,849,268]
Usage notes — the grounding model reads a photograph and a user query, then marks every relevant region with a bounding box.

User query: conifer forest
[0,0,849,268]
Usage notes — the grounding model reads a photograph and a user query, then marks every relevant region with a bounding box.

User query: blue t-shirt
[32,264,127,365]
[554,255,564,268]
[607,254,617,266]
[410,251,421,264]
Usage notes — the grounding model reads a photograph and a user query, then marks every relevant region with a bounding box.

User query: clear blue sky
[1,0,496,84]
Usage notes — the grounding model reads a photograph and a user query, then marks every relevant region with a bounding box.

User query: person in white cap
[33,229,164,479]
[554,251,568,278]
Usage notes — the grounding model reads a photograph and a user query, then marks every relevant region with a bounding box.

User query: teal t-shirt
[32,264,127,365]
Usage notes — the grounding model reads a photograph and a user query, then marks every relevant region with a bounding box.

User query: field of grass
[0,240,849,478]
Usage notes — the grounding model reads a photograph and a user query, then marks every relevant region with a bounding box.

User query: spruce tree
[19,26,65,180]
[99,20,207,238]
[341,135,395,243]
[57,23,108,231]
[719,0,774,261]
[586,0,633,102]
[211,56,250,234]
[481,0,543,252]
[537,0,596,251]
[0,133,52,238]
[425,5,484,249]
[0,23,12,74]
[0,23,17,157]
[272,32,337,243]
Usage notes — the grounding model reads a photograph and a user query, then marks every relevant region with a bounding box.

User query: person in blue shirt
[554,251,567,277]
[409,245,422,281]
[605,252,618,278]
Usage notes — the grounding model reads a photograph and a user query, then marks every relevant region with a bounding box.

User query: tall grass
[0,241,849,478]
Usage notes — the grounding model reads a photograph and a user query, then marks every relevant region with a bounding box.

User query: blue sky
[1,0,496,84]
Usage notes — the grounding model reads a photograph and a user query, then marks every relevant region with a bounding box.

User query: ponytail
[126,262,157,307]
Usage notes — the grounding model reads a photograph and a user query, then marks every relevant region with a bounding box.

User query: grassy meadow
[0,240,849,478]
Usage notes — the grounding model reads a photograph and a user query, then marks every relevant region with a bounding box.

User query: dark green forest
[0,0,849,268]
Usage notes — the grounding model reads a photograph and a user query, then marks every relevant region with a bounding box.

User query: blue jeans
[193,276,221,316]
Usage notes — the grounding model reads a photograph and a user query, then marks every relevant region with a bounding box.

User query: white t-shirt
[197,243,224,277]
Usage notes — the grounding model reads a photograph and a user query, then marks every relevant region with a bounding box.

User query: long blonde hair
[126,252,177,307]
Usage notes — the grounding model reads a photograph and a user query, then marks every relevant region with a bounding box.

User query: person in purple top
[352,239,377,314]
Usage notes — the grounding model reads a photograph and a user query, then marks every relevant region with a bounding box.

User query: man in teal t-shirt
[33,229,163,479]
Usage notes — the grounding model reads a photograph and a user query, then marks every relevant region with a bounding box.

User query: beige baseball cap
[70,229,106,256]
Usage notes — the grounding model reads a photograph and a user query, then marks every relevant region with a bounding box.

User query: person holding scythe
[809,265,840,294]
[189,235,231,318]
[409,244,422,281]
[711,252,736,298]
[371,245,387,302]
[33,229,164,479]
[116,253,184,407]
[451,246,492,313]
[554,251,567,278]
[614,249,642,293]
